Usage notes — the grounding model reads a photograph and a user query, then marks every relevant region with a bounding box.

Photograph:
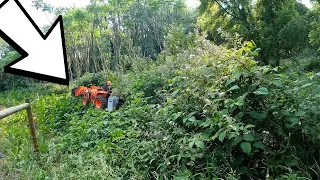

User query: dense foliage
[32,0,196,78]
[1,31,320,179]
[0,46,37,91]
[198,0,319,66]
[1,0,320,179]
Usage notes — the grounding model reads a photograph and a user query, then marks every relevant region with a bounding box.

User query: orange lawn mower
[71,82,124,111]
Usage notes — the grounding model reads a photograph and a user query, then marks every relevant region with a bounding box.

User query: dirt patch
[0,166,21,180]
[0,159,7,166]
[0,105,5,111]
[0,154,20,179]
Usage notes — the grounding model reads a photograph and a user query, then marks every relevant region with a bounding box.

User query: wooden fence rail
[0,99,39,154]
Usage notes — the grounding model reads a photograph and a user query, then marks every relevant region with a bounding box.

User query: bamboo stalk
[0,99,40,156]
[0,103,29,119]
[25,99,39,153]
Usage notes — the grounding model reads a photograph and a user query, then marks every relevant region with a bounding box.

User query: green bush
[72,71,122,91]
[0,51,35,91]
[73,72,106,87]
[303,57,320,72]
[1,33,320,179]
[110,35,320,179]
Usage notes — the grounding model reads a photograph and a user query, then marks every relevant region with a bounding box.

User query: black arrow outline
[0,0,69,86]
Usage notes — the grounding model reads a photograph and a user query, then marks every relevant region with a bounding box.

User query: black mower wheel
[71,88,78,96]
[115,97,125,110]
[94,95,108,109]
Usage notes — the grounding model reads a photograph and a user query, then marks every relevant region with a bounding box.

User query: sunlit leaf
[273,80,283,87]
[229,85,240,91]
[253,87,269,95]
[253,141,265,149]
[242,134,255,141]
[240,142,251,155]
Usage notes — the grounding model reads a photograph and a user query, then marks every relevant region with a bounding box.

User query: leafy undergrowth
[1,34,320,179]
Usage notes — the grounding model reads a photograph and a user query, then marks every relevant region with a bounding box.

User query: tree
[198,0,256,43]
[309,2,320,52]
[277,16,310,58]
[29,0,196,78]
[198,0,311,66]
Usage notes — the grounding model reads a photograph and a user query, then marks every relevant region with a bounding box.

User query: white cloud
[301,0,312,8]
[185,0,200,9]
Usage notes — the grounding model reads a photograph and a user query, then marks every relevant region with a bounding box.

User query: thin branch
[213,0,242,21]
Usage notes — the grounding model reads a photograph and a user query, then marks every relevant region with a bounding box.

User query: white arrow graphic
[0,0,69,85]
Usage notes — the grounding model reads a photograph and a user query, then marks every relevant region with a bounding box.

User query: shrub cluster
[1,34,320,179]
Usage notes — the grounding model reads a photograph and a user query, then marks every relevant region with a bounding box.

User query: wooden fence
[0,99,39,153]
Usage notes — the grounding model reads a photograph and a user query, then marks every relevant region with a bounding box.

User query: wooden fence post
[25,99,39,153]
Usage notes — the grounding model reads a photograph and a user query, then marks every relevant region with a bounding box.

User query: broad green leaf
[188,116,197,122]
[172,112,182,120]
[242,134,255,141]
[200,120,212,128]
[249,111,267,119]
[301,83,312,88]
[289,118,299,126]
[253,141,265,149]
[188,141,194,149]
[201,130,212,140]
[218,131,226,142]
[255,48,262,52]
[294,111,306,117]
[235,97,245,106]
[82,142,89,148]
[253,87,269,95]
[188,112,197,118]
[211,134,218,141]
[208,73,215,78]
[288,159,299,167]
[181,153,191,158]
[172,90,179,97]
[195,140,205,149]
[184,112,197,123]
[273,80,283,87]
[173,171,190,180]
[226,79,235,86]
[177,155,181,162]
[240,142,251,155]
[226,116,233,122]
[263,67,272,74]
[228,124,238,131]
[234,72,242,80]
[244,124,255,129]
[230,136,242,147]
[239,166,249,174]
[191,155,195,161]
[211,129,224,141]
[252,51,259,56]
[229,85,240,91]
[248,84,259,92]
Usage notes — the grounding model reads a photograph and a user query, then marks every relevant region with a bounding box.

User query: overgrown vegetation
[1,0,320,179]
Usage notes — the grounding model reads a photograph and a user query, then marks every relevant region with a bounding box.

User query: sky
[1,0,314,29]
